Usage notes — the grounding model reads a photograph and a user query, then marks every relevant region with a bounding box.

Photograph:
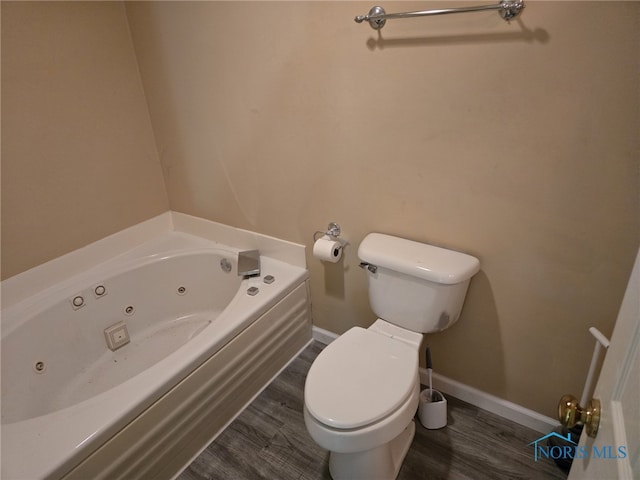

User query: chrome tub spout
[238,250,260,277]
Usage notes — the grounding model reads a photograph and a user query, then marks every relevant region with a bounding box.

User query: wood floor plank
[178,341,568,480]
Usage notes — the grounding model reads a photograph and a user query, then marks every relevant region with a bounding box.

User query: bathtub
[1,227,311,479]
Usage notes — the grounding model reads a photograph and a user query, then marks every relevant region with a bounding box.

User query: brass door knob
[558,394,600,438]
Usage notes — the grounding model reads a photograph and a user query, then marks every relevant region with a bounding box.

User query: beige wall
[126,1,639,418]
[1,1,637,420]
[1,2,168,279]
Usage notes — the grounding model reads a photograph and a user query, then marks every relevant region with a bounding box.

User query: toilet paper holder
[313,222,348,247]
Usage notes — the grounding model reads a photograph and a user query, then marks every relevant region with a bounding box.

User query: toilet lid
[305,327,418,429]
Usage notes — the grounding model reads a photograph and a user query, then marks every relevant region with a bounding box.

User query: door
[568,247,640,479]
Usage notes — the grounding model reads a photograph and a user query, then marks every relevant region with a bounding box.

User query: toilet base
[328,420,415,480]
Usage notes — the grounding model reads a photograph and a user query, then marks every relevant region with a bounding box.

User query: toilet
[304,233,480,480]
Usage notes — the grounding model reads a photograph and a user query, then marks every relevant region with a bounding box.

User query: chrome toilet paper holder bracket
[313,222,349,247]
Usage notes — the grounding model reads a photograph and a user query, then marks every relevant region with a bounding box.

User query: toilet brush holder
[418,389,447,429]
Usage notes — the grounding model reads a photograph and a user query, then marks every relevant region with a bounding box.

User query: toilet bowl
[304,233,480,479]
[304,322,422,480]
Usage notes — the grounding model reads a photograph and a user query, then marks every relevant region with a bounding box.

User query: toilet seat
[305,327,418,430]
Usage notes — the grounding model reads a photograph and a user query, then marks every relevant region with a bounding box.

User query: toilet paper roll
[313,236,343,263]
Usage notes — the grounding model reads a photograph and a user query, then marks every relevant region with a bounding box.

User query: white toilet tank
[358,233,480,333]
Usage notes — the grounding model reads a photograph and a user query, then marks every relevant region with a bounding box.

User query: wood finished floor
[178,341,568,480]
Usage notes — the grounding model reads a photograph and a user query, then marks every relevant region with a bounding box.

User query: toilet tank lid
[358,233,480,285]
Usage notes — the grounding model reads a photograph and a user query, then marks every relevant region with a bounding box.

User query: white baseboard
[311,325,340,345]
[311,326,559,434]
[419,370,559,434]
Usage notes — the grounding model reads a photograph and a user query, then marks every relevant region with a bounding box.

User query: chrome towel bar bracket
[354,0,525,30]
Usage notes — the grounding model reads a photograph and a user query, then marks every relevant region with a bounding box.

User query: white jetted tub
[1,218,311,480]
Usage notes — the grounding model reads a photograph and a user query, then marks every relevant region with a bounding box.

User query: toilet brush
[426,346,433,400]
[419,345,447,429]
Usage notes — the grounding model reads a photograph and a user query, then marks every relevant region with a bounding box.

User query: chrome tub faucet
[238,250,260,277]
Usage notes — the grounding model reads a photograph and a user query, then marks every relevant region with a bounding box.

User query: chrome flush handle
[359,262,378,274]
